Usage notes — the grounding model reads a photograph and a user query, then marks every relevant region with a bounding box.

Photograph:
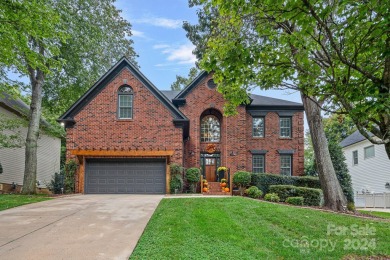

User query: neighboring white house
[340,130,390,194]
[0,93,61,192]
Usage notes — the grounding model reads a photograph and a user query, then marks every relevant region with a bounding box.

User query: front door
[201,153,220,182]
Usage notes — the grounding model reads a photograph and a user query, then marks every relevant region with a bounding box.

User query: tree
[185,0,348,210]
[0,0,136,194]
[170,67,199,91]
[194,0,390,158]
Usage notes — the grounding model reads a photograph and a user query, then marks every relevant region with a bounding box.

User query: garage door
[85,158,166,194]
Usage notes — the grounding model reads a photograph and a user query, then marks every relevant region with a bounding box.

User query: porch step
[203,182,230,195]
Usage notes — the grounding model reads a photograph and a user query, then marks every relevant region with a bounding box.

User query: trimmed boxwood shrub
[185,168,201,193]
[269,185,323,206]
[233,171,252,196]
[264,193,280,202]
[251,173,321,194]
[246,186,263,199]
[286,196,304,206]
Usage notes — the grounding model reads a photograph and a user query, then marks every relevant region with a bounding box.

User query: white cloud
[133,17,182,29]
[131,30,146,38]
[166,44,197,64]
[153,44,170,49]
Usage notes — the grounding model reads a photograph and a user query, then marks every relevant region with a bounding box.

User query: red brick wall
[66,68,183,163]
[179,73,304,176]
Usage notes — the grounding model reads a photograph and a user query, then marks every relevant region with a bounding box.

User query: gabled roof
[0,92,51,127]
[160,90,304,110]
[0,92,30,117]
[58,57,188,123]
[174,71,209,99]
[340,130,373,148]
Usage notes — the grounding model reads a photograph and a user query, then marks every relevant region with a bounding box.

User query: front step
[202,182,230,195]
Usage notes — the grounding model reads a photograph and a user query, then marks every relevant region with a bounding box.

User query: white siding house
[341,131,390,194]
[0,93,61,191]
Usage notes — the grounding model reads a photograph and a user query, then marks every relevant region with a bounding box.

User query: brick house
[59,57,304,194]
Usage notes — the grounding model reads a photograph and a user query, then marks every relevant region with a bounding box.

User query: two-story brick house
[59,57,304,194]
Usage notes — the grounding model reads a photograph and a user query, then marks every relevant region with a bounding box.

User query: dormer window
[118,85,133,119]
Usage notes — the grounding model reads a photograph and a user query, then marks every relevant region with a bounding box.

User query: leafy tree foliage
[0,0,136,193]
[191,0,390,158]
[170,67,199,91]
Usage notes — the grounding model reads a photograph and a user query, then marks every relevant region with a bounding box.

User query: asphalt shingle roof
[340,130,369,148]
[160,90,303,107]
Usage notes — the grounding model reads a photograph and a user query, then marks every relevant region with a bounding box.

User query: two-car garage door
[85,158,166,194]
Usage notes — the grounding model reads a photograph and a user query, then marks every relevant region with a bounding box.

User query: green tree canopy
[188,0,390,158]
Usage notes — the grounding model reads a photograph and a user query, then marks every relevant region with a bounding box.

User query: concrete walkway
[0,195,163,260]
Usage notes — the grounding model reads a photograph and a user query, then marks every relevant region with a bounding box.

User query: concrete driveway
[0,194,163,260]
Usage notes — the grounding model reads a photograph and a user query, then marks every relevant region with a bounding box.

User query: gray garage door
[85,158,166,194]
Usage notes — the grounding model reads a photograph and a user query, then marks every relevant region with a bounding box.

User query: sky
[114,0,303,106]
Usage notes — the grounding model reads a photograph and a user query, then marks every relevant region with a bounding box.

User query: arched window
[201,115,220,142]
[118,85,133,119]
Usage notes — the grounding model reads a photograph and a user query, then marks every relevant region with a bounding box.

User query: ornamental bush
[246,186,263,199]
[269,185,323,206]
[286,196,304,206]
[251,173,320,194]
[233,171,252,196]
[185,167,201,193]
[264,193,280,202]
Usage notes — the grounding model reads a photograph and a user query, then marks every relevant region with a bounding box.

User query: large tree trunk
[301,93,347,211]
[22,68,44,194]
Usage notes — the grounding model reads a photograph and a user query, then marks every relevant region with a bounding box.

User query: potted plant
[217,166,228,181]
[202,179,208,187]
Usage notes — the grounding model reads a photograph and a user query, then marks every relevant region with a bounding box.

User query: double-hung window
[280,117,292,138]
[118,85,133,119]
[252,117,264,137]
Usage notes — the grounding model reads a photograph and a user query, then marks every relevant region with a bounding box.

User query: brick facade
[62,58,304,194]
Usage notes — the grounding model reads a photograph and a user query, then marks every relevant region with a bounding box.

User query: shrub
[185,168,201,193]
[170,163,183,175]
[269,185,323,206]
[47,171,64,194]
[246,186,263,199]
[170,174,183,193]
[286,196,304,206]
[233,171,251,196]
[347,202,356,212]
[64,160,77,193]
[264,193,280,202]
[251,173,320,194]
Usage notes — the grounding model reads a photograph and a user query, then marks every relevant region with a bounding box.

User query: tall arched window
[201,115,220,142]
[118,85,133,119]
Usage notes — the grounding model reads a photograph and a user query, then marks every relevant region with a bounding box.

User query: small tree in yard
[185,168,201,193]
[233,171,251,196]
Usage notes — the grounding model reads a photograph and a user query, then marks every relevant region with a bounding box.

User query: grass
[358,210,390,219]
[130,197,390,260]
[0,194,51,211]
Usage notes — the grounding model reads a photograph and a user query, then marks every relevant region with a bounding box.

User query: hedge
[286,196,304,206]
[251,173,321,194]
[269,185,323,206]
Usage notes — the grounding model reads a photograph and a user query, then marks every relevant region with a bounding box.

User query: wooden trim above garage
[70,149,174,157]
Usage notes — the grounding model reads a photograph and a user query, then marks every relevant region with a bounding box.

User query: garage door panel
[85,158,166,194]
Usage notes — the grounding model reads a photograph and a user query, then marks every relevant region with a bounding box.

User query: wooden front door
[205,158,217,182]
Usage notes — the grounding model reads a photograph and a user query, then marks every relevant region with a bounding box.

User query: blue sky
[115,0,303,108]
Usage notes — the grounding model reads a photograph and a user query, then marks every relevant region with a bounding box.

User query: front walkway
[0,195,163,259]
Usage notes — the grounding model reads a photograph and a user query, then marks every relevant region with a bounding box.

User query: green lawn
[358,210,390,219]
[130,197,390,260]
[0,194,51,211]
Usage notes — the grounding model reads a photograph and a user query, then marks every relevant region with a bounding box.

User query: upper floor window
[364,145,375,159]
[253,117,264,137]
[353,150,358,165]
[280,117,292,138]
[280,155,292,176]
[118,85,133,119]
[201,115,220,142]
[252,155,265,173]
